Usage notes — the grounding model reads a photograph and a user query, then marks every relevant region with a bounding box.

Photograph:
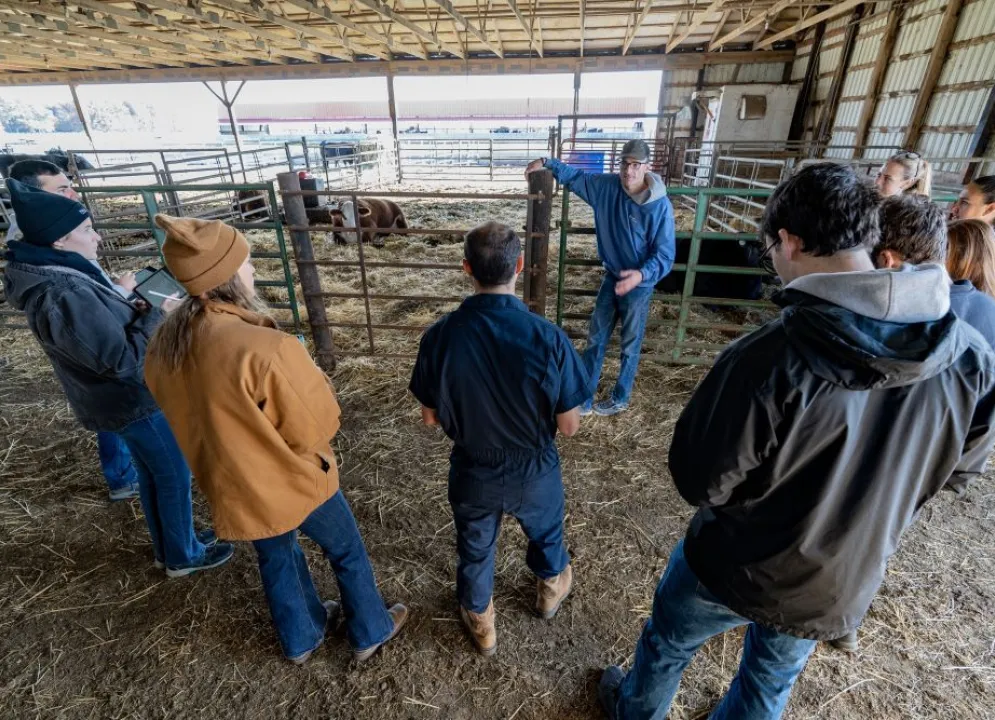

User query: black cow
[656,237,765,300]
[0,149,94,178]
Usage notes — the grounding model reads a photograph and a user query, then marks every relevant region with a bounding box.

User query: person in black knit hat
[3,178,234,578]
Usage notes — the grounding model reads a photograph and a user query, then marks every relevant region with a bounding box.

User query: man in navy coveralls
[410,221,590,656]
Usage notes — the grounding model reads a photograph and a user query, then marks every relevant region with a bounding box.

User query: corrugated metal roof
[737,63,786,83]
[954,0,995,41]
[940,43,995,85]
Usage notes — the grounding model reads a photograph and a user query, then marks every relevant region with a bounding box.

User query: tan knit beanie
[153,214,250,296]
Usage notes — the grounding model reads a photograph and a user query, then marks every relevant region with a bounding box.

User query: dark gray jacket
[4,261,163,432]
[670,264,995,640]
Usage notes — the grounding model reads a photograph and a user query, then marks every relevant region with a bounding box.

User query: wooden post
[903,0,964,150]
[814,4,865,151]
[570,68,581,145]
[855,1,905,155]
[277,171,336,370]
[525,169,554,317]
[963,84,995,184]
[68,82,97,160]
[386,69,402,183]
[788,18,828,143]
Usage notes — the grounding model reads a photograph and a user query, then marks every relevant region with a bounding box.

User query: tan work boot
[353,603,409,663]
[459,600,497,656]
[536,564,573,619]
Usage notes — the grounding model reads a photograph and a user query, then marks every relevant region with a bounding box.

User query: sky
[0,70,663,137]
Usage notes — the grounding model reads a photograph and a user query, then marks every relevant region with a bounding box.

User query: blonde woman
[874,150,932,198]
[144,215,407,665]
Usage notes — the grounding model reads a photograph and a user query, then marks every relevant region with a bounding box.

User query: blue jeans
[117,411,206,568]
[583,274,653,406]
[252,491,394,658]
[450,465,569,613]
[616,541,816,720]
[97,431,137,493]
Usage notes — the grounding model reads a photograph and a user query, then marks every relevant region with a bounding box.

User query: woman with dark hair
[950,176,995,225]
[144,215,407,665]
[948,219,995,297]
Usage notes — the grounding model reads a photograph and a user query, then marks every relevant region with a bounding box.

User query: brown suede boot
[459,600,497,656]
[536,564,573,619]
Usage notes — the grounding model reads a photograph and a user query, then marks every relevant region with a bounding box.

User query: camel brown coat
[145,303,340,541]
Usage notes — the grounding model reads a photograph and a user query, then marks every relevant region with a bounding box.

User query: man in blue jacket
[526,140,675,415]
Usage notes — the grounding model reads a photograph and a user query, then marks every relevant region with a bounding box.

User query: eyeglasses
[757,240,778,274]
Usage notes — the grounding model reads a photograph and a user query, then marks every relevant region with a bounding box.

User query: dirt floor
[0,181,992,719]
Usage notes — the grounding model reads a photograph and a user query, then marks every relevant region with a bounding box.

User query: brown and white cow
[330,198,407,247]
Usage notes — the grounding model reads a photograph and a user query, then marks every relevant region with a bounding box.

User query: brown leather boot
[459,600,497,656]
[536,564,573,619]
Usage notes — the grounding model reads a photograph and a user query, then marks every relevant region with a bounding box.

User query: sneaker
[598,665,624,720]
[593,400,629,417]
[289,600,342,665]
[459,600,497,657]
[829,629,859,653]
[154,529,219,570]
[579,400,594,417]
[536,564,573,619]
[164,541,234,579]
[353,604,409,663]
[108,483,140,502]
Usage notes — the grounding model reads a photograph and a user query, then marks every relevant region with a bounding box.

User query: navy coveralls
[410,293,590,612]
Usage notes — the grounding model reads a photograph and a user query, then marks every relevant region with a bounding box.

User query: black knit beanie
[6,178,90,247]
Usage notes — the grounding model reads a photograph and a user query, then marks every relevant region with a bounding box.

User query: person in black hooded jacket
[598,163,995,720]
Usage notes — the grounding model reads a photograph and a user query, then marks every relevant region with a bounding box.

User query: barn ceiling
[0,0,850,76]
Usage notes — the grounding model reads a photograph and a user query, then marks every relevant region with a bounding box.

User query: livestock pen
[1,161,991,718]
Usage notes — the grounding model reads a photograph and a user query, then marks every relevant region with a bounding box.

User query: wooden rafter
[1,0,238,65]
[505,0,542,56]
[666,0,725,53]
[350,0,465,58]
[579,0,586,57]
[904,0,964,149]
[855,1,904,152]
[622,0,655,56]
[709,0,797,50]
[708,9,730,47]
[0,15,202,68]
[667,10,683,49]
[0,42,135,70]
[278,0,421,59]
[756,0,864,49]
[425,0,503,57]
[134,0,352,63]
[0,35,154,69]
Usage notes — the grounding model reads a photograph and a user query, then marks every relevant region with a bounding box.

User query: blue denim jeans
[117,411,206,568]
[252,491,395,659]
[615,541,816,720]
[450,464,570,613]
[97,431,137,493]
[583,274,654,406]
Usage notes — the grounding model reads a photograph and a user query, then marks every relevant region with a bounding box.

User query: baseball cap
[621,139,651,164]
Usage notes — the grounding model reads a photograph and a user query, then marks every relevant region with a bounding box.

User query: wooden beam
[136,0,354,62]
[0,52,102,72]
[425,0,503,56]
[963,84,995,184]
[0,0,234,66]
[505,0,543,55]
[350,0,466,58]
[667,0,725,53]
[708,9,730,48]
[709,0,797,50]
[579,0,586,57]
[813,3,865,149]
[278,0,420,59]
[0,49,797,86]
[756,0,864,49]
[788,19,826,141]
[0,38,149,70]
[903,0,964,150]
[623,0,656,56]
[854,1,904,154]
[206,0,376,58]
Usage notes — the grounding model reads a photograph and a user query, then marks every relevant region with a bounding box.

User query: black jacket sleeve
[946,375,995,494]
[45,286,161,383]
[668,351,781,508]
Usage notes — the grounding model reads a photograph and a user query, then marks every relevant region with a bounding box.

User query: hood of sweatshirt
[776,264,967,390]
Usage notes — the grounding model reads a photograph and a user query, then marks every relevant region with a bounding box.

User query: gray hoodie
[622,172,667,206]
